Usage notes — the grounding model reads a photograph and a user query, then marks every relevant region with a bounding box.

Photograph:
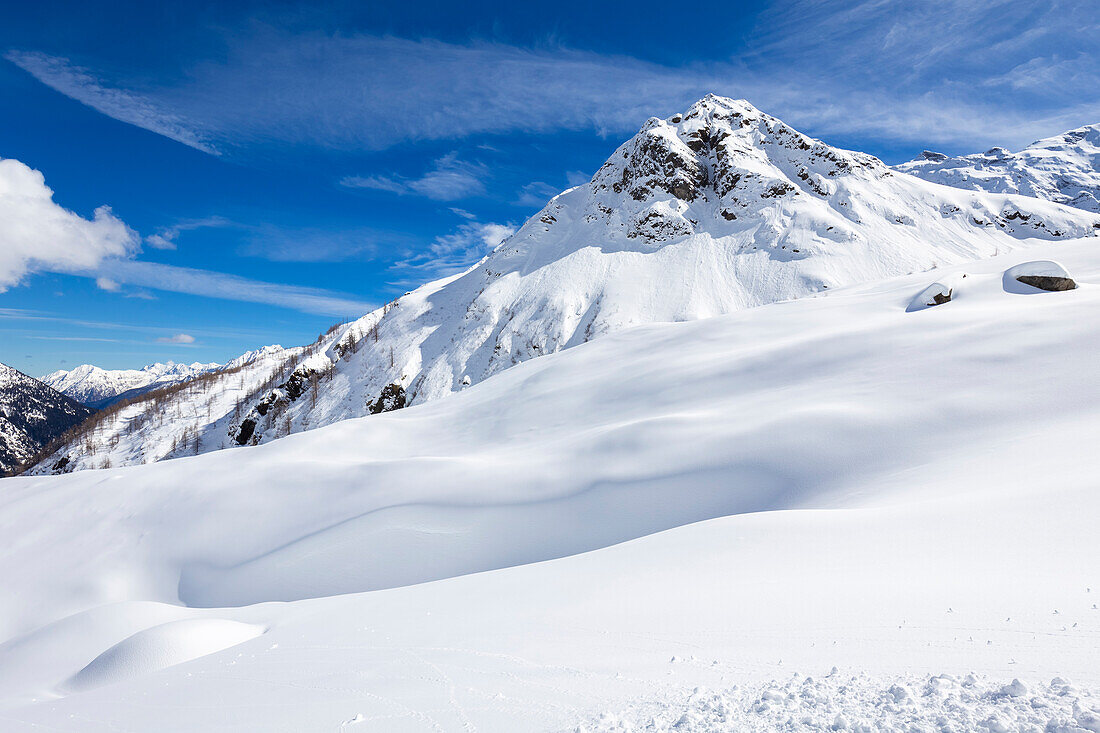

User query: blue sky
[1,0,1097,375]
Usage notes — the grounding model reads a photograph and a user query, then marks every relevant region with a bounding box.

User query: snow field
[0,237,1098,729]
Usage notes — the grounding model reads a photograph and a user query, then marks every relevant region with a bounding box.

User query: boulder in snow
[908,282,952,311]
[1004,260,1077,293]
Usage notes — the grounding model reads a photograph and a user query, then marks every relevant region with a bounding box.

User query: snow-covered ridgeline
[0,363,92,476]
[43,360,221,409]
[897,123,1100,213]
[27,96,1100,475]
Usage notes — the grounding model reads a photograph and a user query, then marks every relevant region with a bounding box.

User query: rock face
[25,96,1100,475]
[898,124,1100,214]
[369,384,407,414]
[0,363,92,476]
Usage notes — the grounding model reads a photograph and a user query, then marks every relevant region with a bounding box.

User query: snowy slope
[28,96,1100,475]
[0,363,91,476]
[898,123,1100,214]
[0,239,1098,730]
[43,361,221,409]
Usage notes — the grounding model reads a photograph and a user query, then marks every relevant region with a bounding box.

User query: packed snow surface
[0,238,1098,730]
[29,95,1100,473]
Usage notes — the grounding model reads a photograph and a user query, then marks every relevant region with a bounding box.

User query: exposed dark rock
[1016,275,1077,291]
[908,283,953,311]
[370,383,407,414]
[235,418,257,446]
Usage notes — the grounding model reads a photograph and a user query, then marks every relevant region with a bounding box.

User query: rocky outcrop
[369,384,406,415]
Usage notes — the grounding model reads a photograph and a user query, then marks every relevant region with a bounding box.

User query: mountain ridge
[0,362,92,476]
[25,95,1100,475]
[897,123,1100,213]
[43,360,222,409]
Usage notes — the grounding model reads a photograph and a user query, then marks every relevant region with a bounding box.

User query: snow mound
[907,282,952,311]
[67,619,264,692]
[585,673,1100,732]
[1004,260,1078,293]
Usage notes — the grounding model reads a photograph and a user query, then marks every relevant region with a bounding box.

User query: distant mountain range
[897,123,1100,214]
[43,361,221,409]
[23,95,1100,476]
[0,362,91,476]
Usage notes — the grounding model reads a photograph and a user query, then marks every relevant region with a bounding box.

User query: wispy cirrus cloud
[390,219,515,283]
[513,180,564,208]
[145,216,235,250]
[4,50,218,154]
[5,3,1098,157]
[97,259,373,317]
[341,153,487,200]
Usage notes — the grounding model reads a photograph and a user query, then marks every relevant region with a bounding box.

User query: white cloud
[0,160,367,315]
[341,153,486,201]
[156,333,195,344]
[0,157,138,291]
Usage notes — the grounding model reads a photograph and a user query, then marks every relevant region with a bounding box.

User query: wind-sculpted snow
[2,238,1098,625]
[1,240,1099,729]
[898,123,1100,214]
[29,96,1100,474]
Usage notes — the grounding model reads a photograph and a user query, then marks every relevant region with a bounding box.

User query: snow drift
[0,238,1098,729]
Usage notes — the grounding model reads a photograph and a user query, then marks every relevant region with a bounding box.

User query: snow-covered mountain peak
[25,96,1100,474]
[43,359,222,409]
[898,122,1100,213]
[0,362,91,476]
